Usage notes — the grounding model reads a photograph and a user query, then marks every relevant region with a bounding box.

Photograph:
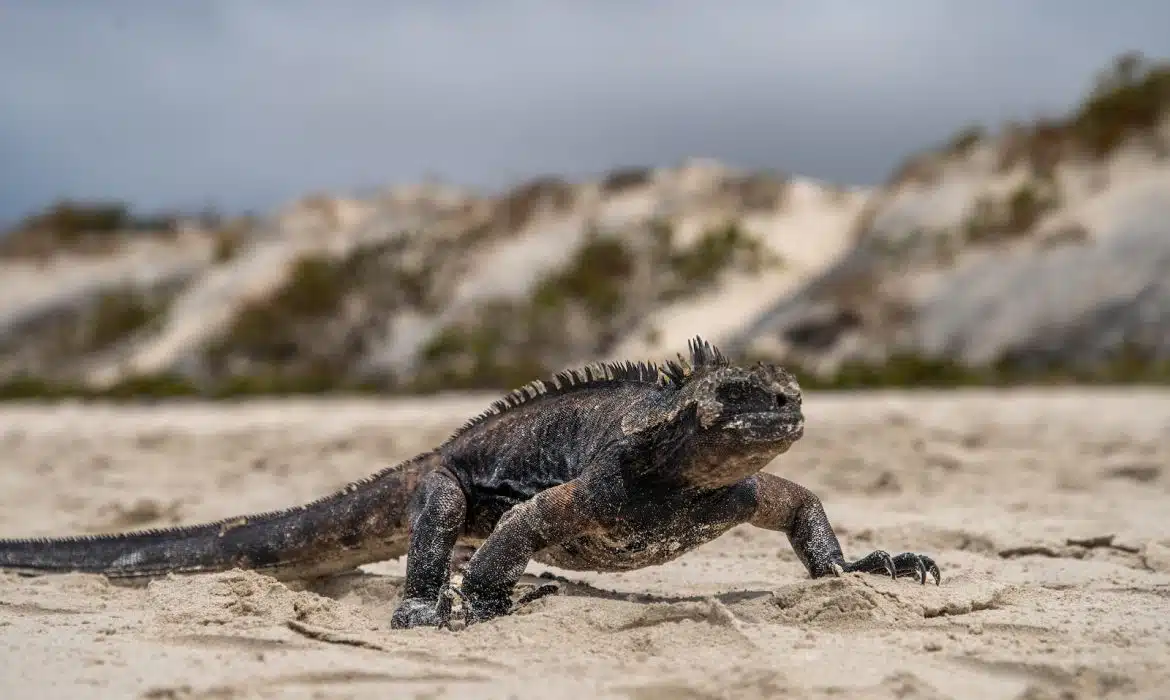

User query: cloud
[1,0,1167,219]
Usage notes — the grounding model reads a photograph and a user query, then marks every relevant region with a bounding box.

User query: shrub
[532,231,635,320]
[18,201,131,238]
[885,154,944,187]
[945,125,986,156]
[410,233,640,392]
[405,220,780,391]
[601,167,653,194]
[492,176,576,232]
[0,375,72,400]
[1071,52,1170,158]
[889,54,1170,181]
[212,231,240,263]
[97,373,200,399]
[963,182,1059,244]
[759,348,1170,391]
[413,303,553,393]
[203,233,446,388]
[1005,184,1049,232]
[657,221,780,300]
[3,344,1169,401]
[82,288,165,352]
[718,173,789,212]
[994,53,1170,174]
[209,218,256,264]
[204,253,353,371]
[0,200,181,258]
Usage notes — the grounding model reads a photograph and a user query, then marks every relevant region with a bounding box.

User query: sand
[1,389,1169,699]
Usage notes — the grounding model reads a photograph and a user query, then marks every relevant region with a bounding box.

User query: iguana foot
[890,552,941,584]
[445,582,561,626]
[444,585,511,626]
[389,594,454,629]
[838,550,941,585]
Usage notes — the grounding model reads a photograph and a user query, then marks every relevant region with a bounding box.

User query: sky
[1,1,1168,222]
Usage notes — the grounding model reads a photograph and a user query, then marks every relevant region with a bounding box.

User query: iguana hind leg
[749,472,941,585]
[390,470,468,629]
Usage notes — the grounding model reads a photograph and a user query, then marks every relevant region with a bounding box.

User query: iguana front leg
[749,472,941,584]
[390,470,468,629]
[455,478,602,624]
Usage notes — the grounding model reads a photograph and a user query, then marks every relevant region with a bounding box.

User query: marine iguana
[0,337,940,629]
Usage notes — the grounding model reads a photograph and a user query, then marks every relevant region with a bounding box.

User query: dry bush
[601,167,654,194]
[0,200,180,259]
[490,176,577,233]
[963,181,1060,244]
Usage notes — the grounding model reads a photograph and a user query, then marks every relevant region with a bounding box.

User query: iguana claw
[443,584,509,626]
[841,550,941,585]
[891,552,942,585]
[389,592,454,629]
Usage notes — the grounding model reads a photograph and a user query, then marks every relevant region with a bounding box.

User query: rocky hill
[0,161,868,395]
[727,52,1170,384]
[1,53,1167,396]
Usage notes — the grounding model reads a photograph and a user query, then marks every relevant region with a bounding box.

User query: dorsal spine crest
[445,336,729,441]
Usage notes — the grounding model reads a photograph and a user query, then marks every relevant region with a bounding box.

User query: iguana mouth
[720,411,804,443]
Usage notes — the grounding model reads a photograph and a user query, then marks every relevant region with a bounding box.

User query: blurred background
[2,1,1169,399]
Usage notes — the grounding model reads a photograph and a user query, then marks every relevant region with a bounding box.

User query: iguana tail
[0,452,440,581]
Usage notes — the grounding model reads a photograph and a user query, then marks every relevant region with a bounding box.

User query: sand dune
[1,390,1169,699]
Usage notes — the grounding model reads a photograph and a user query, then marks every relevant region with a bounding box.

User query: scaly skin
[0,337,940,630]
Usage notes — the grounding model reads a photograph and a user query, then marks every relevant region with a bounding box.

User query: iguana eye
[717,383,751,404]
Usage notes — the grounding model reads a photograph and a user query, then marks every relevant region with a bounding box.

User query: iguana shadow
[302,569,773,607]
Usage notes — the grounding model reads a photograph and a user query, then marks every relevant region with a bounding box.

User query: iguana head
[624,337,805,488]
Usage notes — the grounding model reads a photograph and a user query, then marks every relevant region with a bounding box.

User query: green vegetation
[0,200,181,258]
[205,255,349,368]
[0,371,389,401]
[20,201,133,235]
[201,232,444,389]
[784,354,995,390]
[652,220,781,301]
[2,344,1167,403]
[892,53,1170,186]
[82,288,167,352]
[717,173,789,212]
[670,222,775,287]
[601,167,653,194]
[747,349,1170,391]
[409,220,779,391]
[1072,52,1170,158]
[963,181,1060,244]
[20,284,173,359]
[532,231,636,320]
[413,302,555,393]
[1001,119,1067,180]
[492,176,576,233]
[209,218,256,263]
[945,125,986,156]
[412,231,639,392]
[212,231,240,263]
[0,282,177,387]
[999,52,1170,173]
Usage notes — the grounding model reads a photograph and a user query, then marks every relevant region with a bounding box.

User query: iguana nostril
[776,393,788,409]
